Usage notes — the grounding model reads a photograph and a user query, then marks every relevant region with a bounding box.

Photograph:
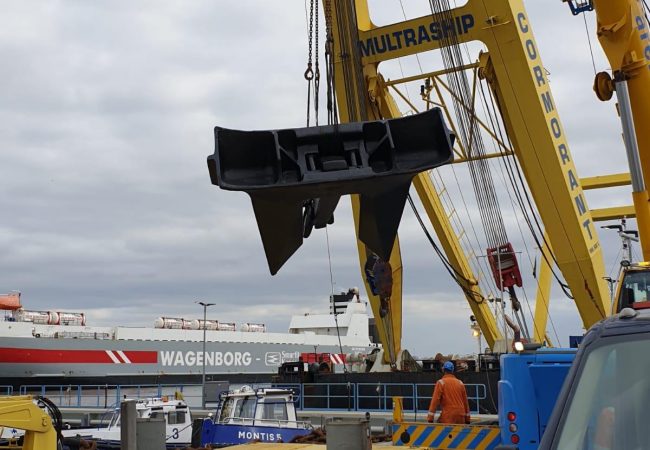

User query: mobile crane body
[0,396,57,450]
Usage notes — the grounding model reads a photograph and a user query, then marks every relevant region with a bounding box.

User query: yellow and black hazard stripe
[392,422,501,449]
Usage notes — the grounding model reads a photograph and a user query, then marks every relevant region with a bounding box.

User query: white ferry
[0,290,378,385]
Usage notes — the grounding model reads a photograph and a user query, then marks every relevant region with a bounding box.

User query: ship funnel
[208,108,455,274]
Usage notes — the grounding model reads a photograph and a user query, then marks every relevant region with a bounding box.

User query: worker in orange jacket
[427,361,470,424]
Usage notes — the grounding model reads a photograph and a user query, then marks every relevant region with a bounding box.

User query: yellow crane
[565,0,650,312]
[209,0,650,366]
[326,0,613,362]
[0,396,57,450]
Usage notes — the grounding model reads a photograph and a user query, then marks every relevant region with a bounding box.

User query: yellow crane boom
[328,0,610,359]
[0,396,57,450]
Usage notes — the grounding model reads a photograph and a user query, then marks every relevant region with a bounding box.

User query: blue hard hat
[443,361,454,372]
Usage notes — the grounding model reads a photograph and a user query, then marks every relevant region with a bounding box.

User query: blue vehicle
[199,386,312,446]
[497,348,576,449]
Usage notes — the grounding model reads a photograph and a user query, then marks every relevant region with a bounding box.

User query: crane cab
[614,262,650,313]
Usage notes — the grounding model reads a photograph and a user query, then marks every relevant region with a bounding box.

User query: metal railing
[18,384,203,408]
[15,382,487,414]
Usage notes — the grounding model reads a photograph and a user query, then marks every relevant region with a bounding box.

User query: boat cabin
[200,386,311,446]
[216,386,300,427]
[63,397,192,447]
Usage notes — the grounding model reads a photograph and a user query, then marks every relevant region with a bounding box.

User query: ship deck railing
[0,386,13,396]
[17,382,492,415]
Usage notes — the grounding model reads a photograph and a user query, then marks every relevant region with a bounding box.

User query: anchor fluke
[207,108,455,274]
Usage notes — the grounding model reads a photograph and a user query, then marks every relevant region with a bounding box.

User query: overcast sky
[0,1,634,357]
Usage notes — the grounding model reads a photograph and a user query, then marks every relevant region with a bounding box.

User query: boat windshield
[262,400,288,422]
[150,410,185,424]
[551,333,650,450]
[108,410,120,428]
[219,398,234,422]
[235,397,256,419]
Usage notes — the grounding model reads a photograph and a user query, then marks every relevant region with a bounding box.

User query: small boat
[199,385,312,447]
[62,396,192,449]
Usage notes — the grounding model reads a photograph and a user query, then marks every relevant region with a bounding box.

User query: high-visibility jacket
[428,373,470,424]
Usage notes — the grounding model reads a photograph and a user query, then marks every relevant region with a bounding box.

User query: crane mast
[210,0,633,364]
[327,0,610,352]
[591,0,650,259]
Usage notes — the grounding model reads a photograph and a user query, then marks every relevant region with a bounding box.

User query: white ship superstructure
[0,291,377,382]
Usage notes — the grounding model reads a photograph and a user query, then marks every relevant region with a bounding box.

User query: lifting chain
[305,0,321,126]
[324,0,337,126]
[314,0,320,126]
[305,0,315,126]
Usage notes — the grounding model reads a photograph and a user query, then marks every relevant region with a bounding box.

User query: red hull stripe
[0,348,157,364]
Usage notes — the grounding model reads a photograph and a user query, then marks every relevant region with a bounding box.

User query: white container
[240,323,266,333]
[153,317,184,329]
[14,309,59,325]
[217,322,236,332]
[57,312,86,326]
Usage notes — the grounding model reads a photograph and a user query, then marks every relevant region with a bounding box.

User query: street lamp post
[197,301,215,408]
[470,316,482,372]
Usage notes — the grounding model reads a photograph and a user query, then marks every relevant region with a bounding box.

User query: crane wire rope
[478,78,564,342]
[325,226,348,375]
[394,0,504,321]
[395,0,499,306]
[429,169,503,320]
[477,72,575,301]
[399,0,426,74]
[424,70,506,314]
[432,169,500,295]
[443,167,504,316]
[477,79,563,343]
[429,0,533,337]
[476,0,608,320]
[329,0,400,370]
[472,75,542,330]
[582,12,598,76]
[407,194,486,304]
[324,0,339,126]
[307,0,349,375]
[454,63,544,330]
[428,0,510,251]
[488,128,554,343]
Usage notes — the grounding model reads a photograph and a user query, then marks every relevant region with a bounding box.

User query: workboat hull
[201,423,311,446]
[64,437,188,450]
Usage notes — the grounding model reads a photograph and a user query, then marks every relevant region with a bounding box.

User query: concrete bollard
[326,417,372,450]
[136,417,165,450]
[120,400,137,450]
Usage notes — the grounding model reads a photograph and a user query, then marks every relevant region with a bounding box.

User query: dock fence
[17,381,487,414]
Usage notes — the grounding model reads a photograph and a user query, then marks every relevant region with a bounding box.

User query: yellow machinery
[209,0,650,366]
[591,0,650,259]
[0,396,57,450]
[565,0,650,311]
[323,0,650,365]
[327,0,616,365]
